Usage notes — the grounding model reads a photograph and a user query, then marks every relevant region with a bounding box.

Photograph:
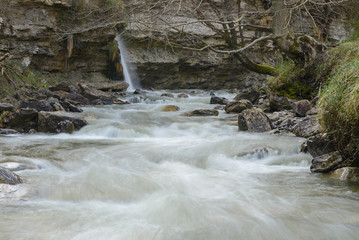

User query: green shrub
[318,42,359,162]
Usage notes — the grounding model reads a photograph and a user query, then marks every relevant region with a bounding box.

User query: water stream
[1,90,359,240]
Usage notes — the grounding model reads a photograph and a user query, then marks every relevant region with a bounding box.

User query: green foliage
[268,60,313,99]
[318,42,359,161]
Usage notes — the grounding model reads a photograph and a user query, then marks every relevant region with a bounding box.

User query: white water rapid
[1,90,359,240]
[116,36,139,92]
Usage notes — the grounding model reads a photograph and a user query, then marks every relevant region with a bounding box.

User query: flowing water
[1,90,359,240]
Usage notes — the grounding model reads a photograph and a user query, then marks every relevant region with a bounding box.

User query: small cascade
[116,35,140,92]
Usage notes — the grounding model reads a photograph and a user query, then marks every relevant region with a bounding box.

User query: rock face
[0,167,23,185]
[238,109,272,132]
[0,0,116,78]
[225,100,253,114]
[310,151,343,173]
[38,111,87,133]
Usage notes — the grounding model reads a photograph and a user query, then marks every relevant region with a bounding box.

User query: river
[1,90,359,240]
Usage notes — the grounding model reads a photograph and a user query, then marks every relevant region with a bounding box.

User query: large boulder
[292,100,312,117]
[210,96,229,105]
[265,88,291,111]
[2,108,38,133]
[292,116,322,138]
[310,151,343,173]
[234,87,260,104]
[38,111,87,133]
[186,109,219,117]
[238,108,272,132]
[0,167,23,185]
[225,100,253,114]
[78,84,115,104]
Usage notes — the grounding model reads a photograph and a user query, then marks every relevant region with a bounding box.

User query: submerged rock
[163,105,180,112]
[225,100,253,114]
[186,109,219,117]
[161,93,175,98]
[38,111,87,133]
[178,93,189,98]
[238,108,272,132]
[310,151,343,173]
[0,167,23,185]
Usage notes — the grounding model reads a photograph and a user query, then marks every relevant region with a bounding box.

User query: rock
[49,82,79,93]
[310,151,343,173]
[0,103,14,112]
[265,88,291,111]
[133,89,146,94]
[2,108,38,132]
[238,108,272,132]
[210,96,228,105]
[0,128,18,134]
[20,99,54,112]
[161,93,175,98]
[292,116,322,138]
[306,134,336,158]
[292,100,312,117]
[225,100,253,114]
[62,92,89,106]
[92,82,129,92]
[38,111,87,133]
[329,167,359,182]
[0,167,23,185]
[78,84,114,102]
[91,97,114,105]
[306,107,319,116]
[60,101,83,112]
[178,93,189,98]
[234,87,260,104]
[186,109,219,117]
[214,105,224,110]
[163,105,180,112]
[237,147,278,160]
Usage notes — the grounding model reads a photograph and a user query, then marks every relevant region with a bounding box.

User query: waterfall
[116,35,140,92]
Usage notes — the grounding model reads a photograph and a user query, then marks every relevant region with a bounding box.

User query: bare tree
[123,0,349,75]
